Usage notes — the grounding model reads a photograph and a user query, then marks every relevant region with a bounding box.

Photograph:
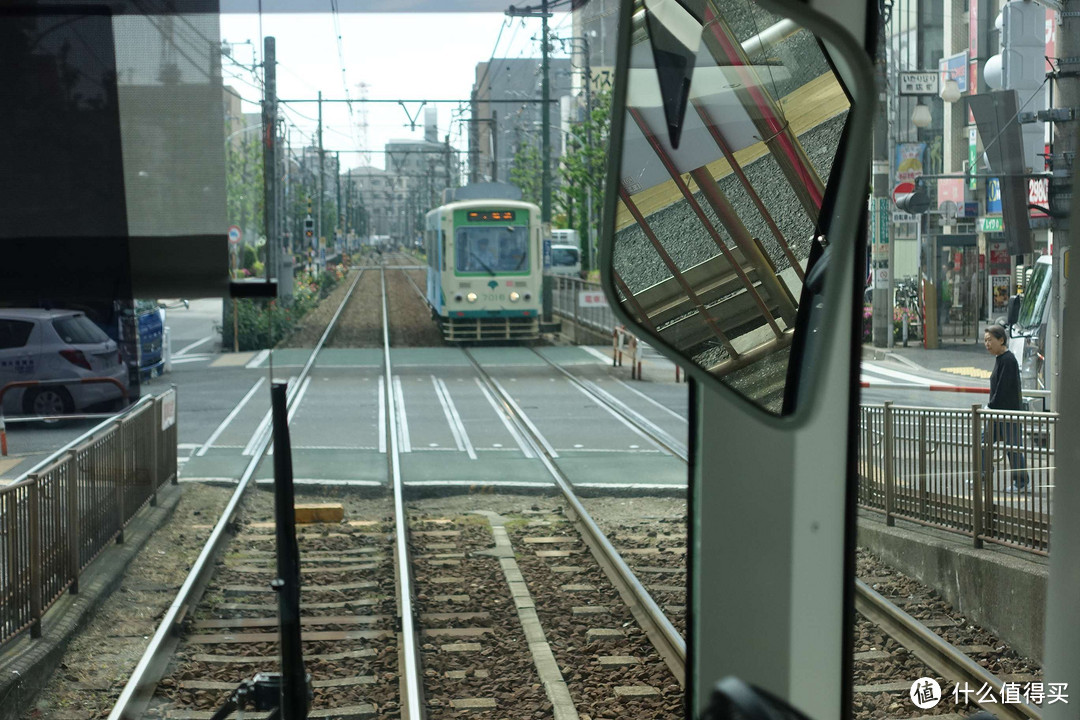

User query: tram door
[599,0,876,716]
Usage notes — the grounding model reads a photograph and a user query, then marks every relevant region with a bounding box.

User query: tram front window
[455,226,529,273]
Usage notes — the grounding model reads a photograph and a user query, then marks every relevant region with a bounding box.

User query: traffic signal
[303,217,315,245]
[984,0,1046,172]
[895,187,930,214]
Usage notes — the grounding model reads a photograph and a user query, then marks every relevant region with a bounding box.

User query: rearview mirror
[601,0,859,414]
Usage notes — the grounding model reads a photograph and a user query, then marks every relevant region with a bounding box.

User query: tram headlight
[466,292,478,303]
[509,291,520,302]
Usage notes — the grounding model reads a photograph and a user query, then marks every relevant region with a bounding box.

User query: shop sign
[978,216,1004,234]
[899,71,938,95]
[1029,178,1049,218]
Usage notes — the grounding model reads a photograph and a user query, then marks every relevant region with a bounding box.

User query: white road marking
[582,346,614,363]
[581,378,686,455]
[242,375,296,455]
[570,381,668,453]
[490,378,558,458]
[393,375,412,453]
[432,376,477,459]
[474,378,535,458]
[268,377,311,456]
[613,378,688,423]
[197,377,265,456]
[174,335,215,356]
[170,355,212,365]
[245,349,269,369]
[861,361,955,387]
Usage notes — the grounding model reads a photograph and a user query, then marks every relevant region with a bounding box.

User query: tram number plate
[579,291,608,307]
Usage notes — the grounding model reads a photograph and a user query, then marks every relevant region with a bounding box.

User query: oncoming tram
[424,192,544,342]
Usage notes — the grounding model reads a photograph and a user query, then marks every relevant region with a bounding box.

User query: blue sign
[542,238,552,269]
[986,178,1002,214]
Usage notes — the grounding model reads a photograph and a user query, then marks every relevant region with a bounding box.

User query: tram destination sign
[899,71,939,95]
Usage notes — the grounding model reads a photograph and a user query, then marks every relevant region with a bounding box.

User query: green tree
[510,143,543,207]
[556,87,611,273]
[225,132,264,247]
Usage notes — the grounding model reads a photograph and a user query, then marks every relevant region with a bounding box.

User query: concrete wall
[857,512,1048,663]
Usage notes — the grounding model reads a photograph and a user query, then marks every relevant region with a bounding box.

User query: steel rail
[107,268,366,720]
[461,348,687,686]
[381,268,426,720]
[527,348,687,460]
[854,580,1042,720]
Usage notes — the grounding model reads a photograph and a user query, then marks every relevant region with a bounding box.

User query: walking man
[983,325,1029,491]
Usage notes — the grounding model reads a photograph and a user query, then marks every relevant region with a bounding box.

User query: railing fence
[0,390,178,646]
[859,402,1055,555]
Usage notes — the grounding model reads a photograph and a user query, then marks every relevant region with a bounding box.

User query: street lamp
[939,78,961,104]
[911,103,932,129]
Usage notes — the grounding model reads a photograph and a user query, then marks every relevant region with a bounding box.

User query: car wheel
[24,387,75,421]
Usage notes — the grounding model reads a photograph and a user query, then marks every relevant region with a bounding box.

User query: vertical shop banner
[990,274,1011,313]
[986,178,1002,214]
[895,143,927,184]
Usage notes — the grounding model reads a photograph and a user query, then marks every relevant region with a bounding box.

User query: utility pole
[581,32,594,274]
[871,1,893,348]
[491,111,498,181]
[262,36,279,294]
[335,150,342,254]
[1050,2,1077,414]
[317,91,324,270]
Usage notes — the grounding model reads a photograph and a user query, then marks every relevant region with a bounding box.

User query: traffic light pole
[871,3,893,348]
[263,37,282,299]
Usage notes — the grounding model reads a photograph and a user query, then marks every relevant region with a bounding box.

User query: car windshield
[551,247,579,266]
[52,315,110,344]
[1016,261,1052,332]
[455,226,529,272]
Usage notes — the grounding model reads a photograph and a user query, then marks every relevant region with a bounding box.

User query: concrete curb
[857,511,1047,663]
[0,483,184,720]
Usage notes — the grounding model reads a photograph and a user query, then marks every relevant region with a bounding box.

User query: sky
[218,11,574,172]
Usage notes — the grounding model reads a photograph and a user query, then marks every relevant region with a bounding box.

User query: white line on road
[393,375,412,453]
[862,361,956,387]
[174,335,215,357]
[570,381,668,454]
[474,378,535,458]
[242,375,296,456]
[432,376,477,458]
[581,346,614,364]
[489,377,558,458]
[245,349,269,369]
[378,376,386,454]
[582,378,686,456]
[268,377,312,455]
[613,379,688,423]
[170,355,212,365]
[197,377,265,456]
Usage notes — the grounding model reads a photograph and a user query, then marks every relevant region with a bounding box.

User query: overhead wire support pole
[318,91,324,266]
[263,36,278,294]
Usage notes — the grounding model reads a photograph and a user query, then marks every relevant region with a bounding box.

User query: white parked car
[0,309,130,418]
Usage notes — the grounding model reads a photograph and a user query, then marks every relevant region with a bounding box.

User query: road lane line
[245,349,269,369]
[581,346,614,364]
[474,378,535,458]
[268,377,312,455]
[613,378,688,423]
[175,334,215,356]
[196,377,265,456]
[489,377,558,458]
[431,376,464,450]
[435,378,478,460]
[171,355,212,365]
[242,375,296,456]
[378,376,387,454]
[570,382,668,453]
[393,375,412,453]
[861,361,956,386]
[582,379,686,456]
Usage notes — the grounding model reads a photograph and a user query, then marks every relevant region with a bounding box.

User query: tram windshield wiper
[470,252,497,276]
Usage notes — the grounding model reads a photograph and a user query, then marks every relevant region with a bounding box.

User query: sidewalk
[862,338,992,385]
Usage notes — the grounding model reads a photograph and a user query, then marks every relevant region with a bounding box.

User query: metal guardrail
[0,389,178,646]
[550,274,618,335]
[858,402,1056,555]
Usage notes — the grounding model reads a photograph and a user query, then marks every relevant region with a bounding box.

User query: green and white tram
[424,197,544,342]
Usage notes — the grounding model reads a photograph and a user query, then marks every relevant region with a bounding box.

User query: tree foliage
[556,87,611,272]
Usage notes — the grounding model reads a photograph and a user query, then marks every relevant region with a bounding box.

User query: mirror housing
[1007,294,1022,327]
